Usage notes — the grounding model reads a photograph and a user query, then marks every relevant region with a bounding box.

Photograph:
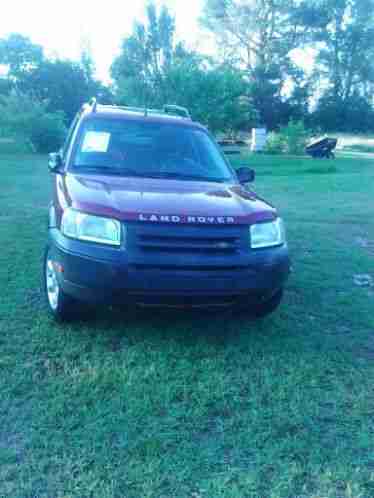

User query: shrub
[264,120,309,156]
[280,120,309,155]
[264,132,286,154]
[29,112,66,153]
[0,92,67,153]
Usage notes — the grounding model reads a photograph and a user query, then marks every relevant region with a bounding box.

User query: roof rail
[111,105,191,119]
[163,104,190,119]
[89,97,97,113]
[112,105,159,115]
[81,101,191,120]
[81,97,98,115]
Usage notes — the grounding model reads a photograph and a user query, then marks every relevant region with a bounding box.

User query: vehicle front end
[44,105,290,320]
[48,201,290,312]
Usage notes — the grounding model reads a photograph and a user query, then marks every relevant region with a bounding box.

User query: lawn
[0,152,374,498]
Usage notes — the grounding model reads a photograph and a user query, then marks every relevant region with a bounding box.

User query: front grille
[131,264,247,272]
[127,293,240,308]
[134,226,242,254]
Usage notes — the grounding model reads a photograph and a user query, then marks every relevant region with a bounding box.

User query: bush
[264,132,286,154]
[312,91,374,133]
[264,120,309,156]
[280,120,309,155]
[0,92,67,153]
[29,112,66,152]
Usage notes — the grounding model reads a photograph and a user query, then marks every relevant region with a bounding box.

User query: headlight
[61,208,122,246]
[250,218,286,249]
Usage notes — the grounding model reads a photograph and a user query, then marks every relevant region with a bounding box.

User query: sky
[0,0,214,82]
[0,0,314,83]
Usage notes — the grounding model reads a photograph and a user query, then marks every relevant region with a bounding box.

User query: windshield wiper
[72,167,227,182]
[143,172,226,182]
[73,166,143,177]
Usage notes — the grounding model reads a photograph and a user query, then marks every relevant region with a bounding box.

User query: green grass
[1,152,374,498]
[0,138,33,155]
[342,144,374,154]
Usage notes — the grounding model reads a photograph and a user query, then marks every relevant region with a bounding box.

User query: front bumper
[48,227,290,307]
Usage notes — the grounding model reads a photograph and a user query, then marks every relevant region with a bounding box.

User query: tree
[0,34,43,80]
[19,59,113,123]
[200,0,322,128]
[111,2,258,133]
[165,61,258,133]
[0,77,11,97]
[310,0,374,130]
[312,90,374,132]
[0,92,66,152]
[79,38,96,83]
[111,2,176,107]
[0,32,113,124]
[315,0,374,100]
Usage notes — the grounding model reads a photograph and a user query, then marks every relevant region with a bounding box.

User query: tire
[43,245,82,322]
[236,288,284,319]
[253,288,284,318]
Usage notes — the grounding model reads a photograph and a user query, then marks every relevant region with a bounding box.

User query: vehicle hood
[62,174,277,225]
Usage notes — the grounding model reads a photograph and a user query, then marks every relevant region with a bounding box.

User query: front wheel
[236,289,284,319]
[43,246,82,322]
[253,289,284,318]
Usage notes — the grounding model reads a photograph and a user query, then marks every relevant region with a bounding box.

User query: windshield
[71,118,234,183]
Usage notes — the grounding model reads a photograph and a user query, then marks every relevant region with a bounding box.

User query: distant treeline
[1,0,374,137]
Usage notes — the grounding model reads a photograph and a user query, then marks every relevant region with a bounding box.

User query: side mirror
[48,152,64,173]
[237,167,255,184]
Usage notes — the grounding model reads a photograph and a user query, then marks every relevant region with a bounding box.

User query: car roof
[81,103,206,130]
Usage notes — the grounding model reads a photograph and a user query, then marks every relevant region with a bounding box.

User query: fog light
[53,262,64,274]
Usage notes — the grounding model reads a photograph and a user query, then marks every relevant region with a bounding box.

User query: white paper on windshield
[82,131,110,153]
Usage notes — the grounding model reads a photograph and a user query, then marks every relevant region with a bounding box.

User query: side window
[61,114,80,161]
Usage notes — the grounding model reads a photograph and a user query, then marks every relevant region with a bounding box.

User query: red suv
[44,100,290,321]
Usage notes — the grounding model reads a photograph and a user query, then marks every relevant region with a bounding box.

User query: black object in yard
[306,137,338,159]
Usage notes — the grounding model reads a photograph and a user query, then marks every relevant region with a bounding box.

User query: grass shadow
[61,302,277,353]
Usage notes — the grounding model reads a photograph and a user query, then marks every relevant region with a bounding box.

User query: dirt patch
[353,274,373,287]
[24,287,44,311]
[0,399,33,466]
[355,236,374,255]
[0,430,27,464]
[356,345,374,361]
[108,333,131,352]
